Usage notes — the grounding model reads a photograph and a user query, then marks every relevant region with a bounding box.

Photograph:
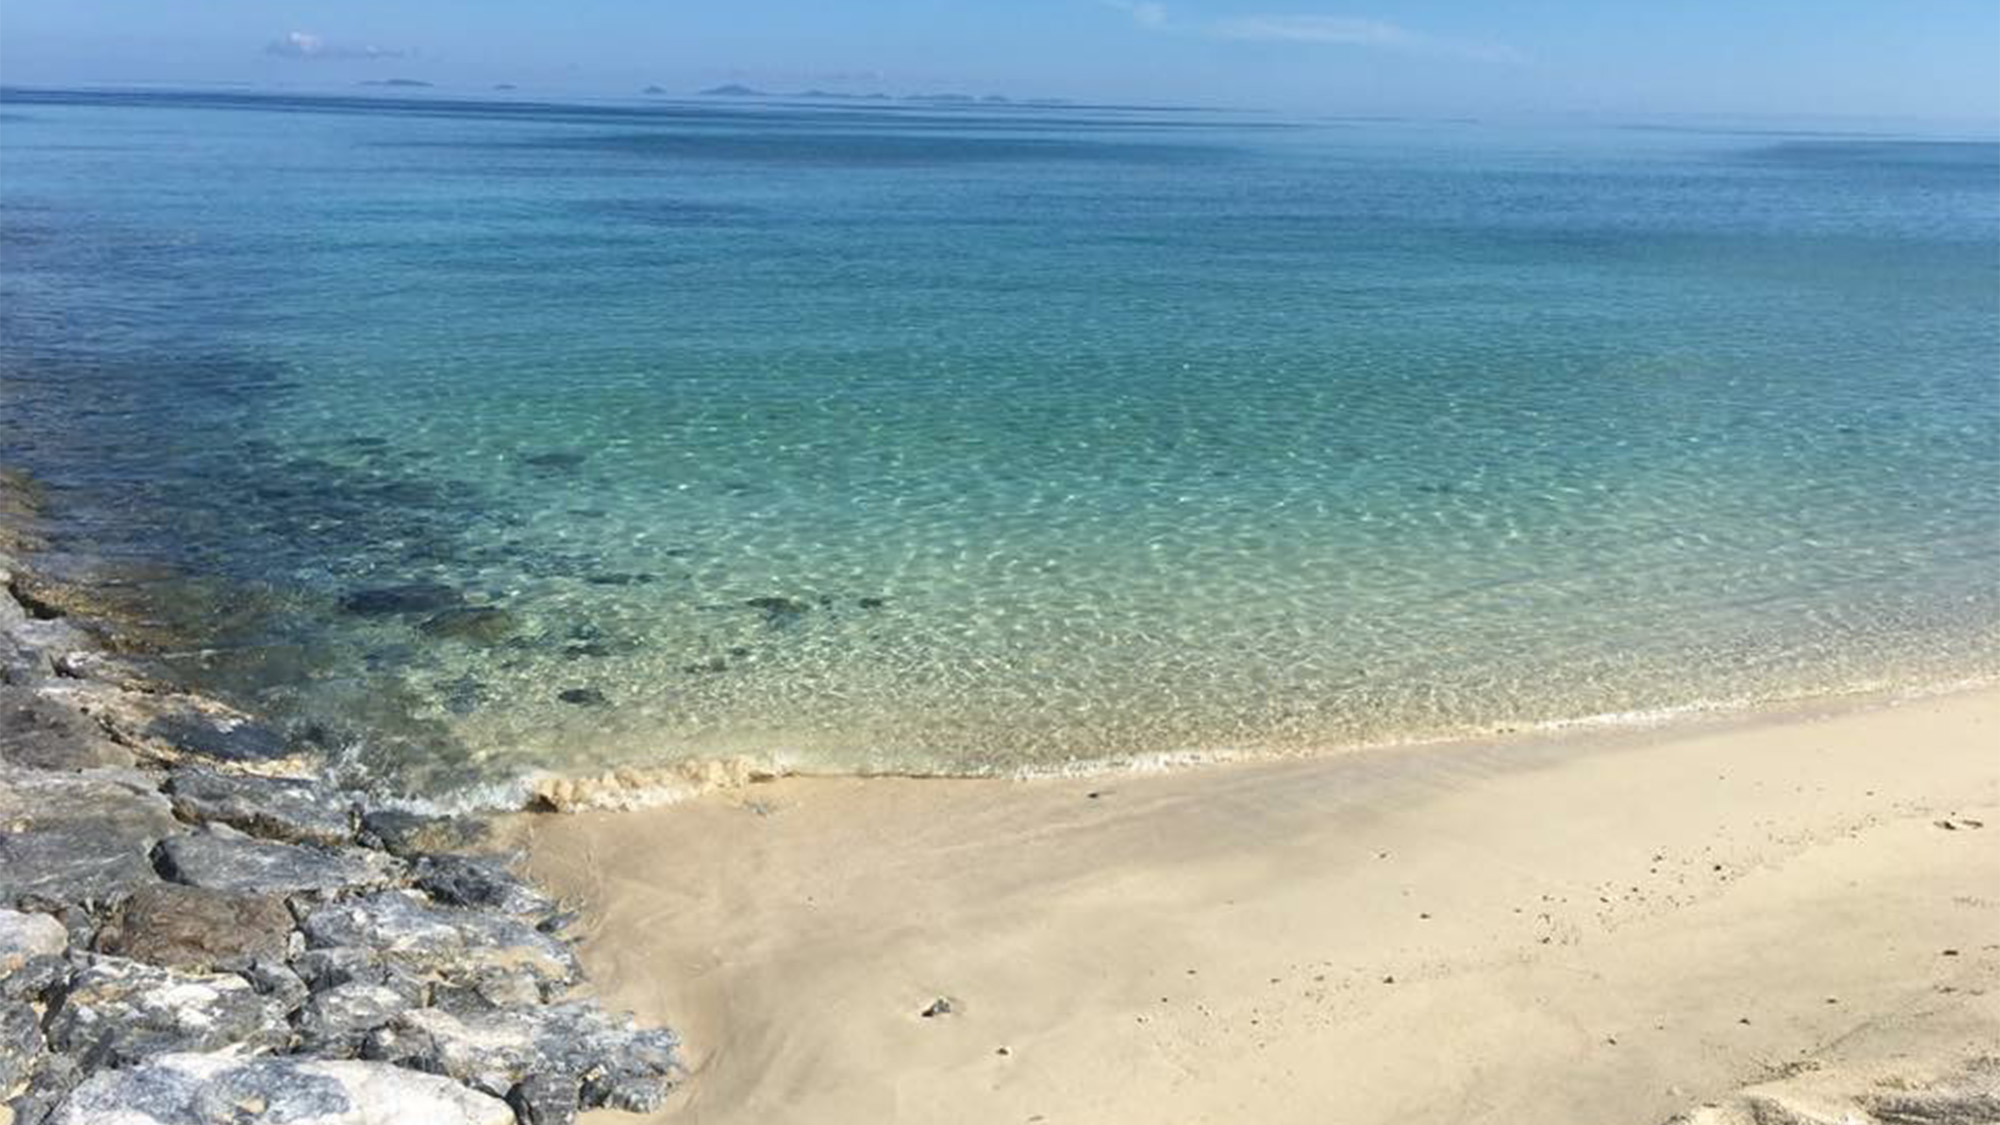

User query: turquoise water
[3,89,1997,803]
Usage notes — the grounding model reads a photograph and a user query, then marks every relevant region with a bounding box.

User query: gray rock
[10,1049,81,1125]
[91,884,294,971]
[509,1073,582,1125]
[295,982,411,1056]
[0,687,134,771]
[142,710,290,764]
[155,832,403,896]
[45,956,289,1065]
[414,853,556,919]
[377,1002,680,1110]
[163,769,353,846]
[50,1052,515,1125]
[300,891,579,989]
[240,959,310,1012]
[356,808,492,857]
[0,765,178,908]
[1,998,44,1101]
[0,908,67,973]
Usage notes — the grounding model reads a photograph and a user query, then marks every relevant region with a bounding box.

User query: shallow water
[2,89,1996,803]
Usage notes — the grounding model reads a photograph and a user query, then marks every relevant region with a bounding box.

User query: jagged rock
[509,1073,582,1125]
[0,765,178,908]
[155,831,403,895]
[414,853,556,919]
[1673,1055,2000,1125]
[0,687,134,770]
[1,998,44,1102]
[356,808,492,857]
[0,908,67,973]
[163,769,353,846]
[91,884,294,970]
[300,891,579,988]
[431,965,546,1015]
[374,1002,680,1111]
[295,982,412,1056]
[10,1049,81,1125]
[240,959,310,1012]
[50,1052,515,1125]
[1,618,95,682]
[45,957,289,1065]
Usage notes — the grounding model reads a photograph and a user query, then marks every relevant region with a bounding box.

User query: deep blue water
[2,88,1996,803]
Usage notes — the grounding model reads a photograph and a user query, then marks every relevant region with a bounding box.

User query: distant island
[696,84,1067,105]
[360,78,432,88]
[493,83,517,92]
[642,85,669,96]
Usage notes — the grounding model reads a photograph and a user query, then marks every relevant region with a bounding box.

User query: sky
[0,1,1996,122]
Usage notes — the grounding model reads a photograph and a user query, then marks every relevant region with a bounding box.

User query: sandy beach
[527,687,2000,1124]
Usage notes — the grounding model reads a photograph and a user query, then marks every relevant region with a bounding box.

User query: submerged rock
[556,687,608,706]
[356,808,492,858]
[91,883,294,971]
[46,956,290,1065]
[521,451,589,472]
[163,768,354,846]
[143,710,291,764]
[51,1052,516,1125]
[418,605,519,645]
[337,583,464,617]
[745,595,810,627]
[155,832,404,896]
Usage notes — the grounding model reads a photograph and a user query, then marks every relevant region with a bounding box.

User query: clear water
[3,89,1996,802]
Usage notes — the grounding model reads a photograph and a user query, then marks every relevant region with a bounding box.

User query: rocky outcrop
[1669,1055,2000,1125]
[1,501,683,1125]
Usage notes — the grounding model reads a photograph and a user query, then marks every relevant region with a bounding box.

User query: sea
[2,87,1995,807]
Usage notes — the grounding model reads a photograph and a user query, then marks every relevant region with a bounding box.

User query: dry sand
[524,687,2000,1124]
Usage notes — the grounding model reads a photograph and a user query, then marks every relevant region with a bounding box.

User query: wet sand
[526,687,2000,1124]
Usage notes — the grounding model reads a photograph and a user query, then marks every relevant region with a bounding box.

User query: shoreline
[527,681,2000,1125]
[0,470,682,1124]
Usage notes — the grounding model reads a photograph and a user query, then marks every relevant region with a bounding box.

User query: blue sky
[1,1,1995,120]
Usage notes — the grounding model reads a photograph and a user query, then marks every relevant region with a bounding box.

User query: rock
[142,710,290,764]
[419,605,519,645]
[337,583,463,616]
[356,808,492,857]
[522,451,588,471]
[46,956,289,1065]
[295,982,412,1056]
[300,891,579,988]
[163,769,353,846]
[50,1052,515,1125]
[0,908,67,973]
[0,687,134,771]
[376,1002,680,1110]
[240,959,310,1012]
[91,884,294,970]
[509,1073,583,1125]
[1,998,44,1101]
[413,854,556,919]
[0,765,179,908]
[155,832,404,896]
[289,947,425,1006]
[745,595,810,627]
[556,686,607,706]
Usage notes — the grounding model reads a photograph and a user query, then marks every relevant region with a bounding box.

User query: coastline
[0,470,681,1124]
[527,682,2000,1125]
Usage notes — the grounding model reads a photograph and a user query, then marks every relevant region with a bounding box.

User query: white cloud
[1102,0,1171,30]
[264,31,407,61]
[1107,6,1521,63]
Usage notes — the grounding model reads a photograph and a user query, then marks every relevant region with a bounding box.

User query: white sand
[525,687,2000,1124]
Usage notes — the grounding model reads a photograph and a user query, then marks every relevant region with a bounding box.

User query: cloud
[1107,6,1521,63]
[1101,0,1170,30]
[263,31,407,61]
